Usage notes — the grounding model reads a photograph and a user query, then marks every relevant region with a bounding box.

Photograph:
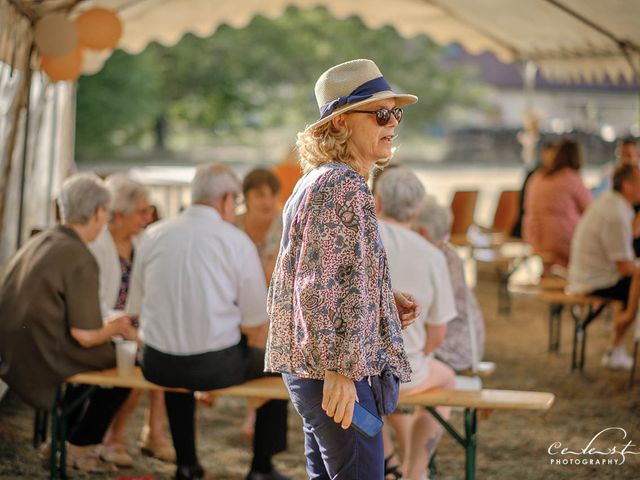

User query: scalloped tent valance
[2,0,640,84]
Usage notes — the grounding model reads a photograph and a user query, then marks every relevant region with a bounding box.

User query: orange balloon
[75,8,122,50]
[41,46,83,82]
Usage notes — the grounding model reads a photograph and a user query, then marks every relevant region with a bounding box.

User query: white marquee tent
[1,0,639,263]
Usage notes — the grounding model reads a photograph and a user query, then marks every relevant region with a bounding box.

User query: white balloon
[34,13,78,57]
[81,49,113,76]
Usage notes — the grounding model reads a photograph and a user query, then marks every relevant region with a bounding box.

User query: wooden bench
[510,284,617,372]
[39,368,554,480]
[540,290,619,372]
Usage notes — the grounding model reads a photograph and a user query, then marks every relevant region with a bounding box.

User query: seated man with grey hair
[374,167,456,480]
[127,163,288,480]
[0,173,136,473]
[414,195,486,372]
[89,174,174,466]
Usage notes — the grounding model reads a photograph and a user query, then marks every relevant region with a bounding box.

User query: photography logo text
[548,427,640,466]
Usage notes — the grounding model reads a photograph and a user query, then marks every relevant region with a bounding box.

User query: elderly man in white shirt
[127,164,288,480]
[374,167,457,480]
[569,163,640,370]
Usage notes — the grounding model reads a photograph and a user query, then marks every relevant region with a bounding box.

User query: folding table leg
[48,384,99,479]
[426,406,478,480]
[548,303,563,353]
[428,451,437,476]
[570,304,605,373]
[571,320,580,371]
[497,271,510,317]
[464,409,478,480]
[33,409,48,448]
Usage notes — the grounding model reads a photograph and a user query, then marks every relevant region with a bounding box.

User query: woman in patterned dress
[89,175,175,466]
[265,59,419,479]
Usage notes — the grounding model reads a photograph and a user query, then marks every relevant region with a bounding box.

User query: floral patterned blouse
[265,162,411,382]
[114,255,133,311]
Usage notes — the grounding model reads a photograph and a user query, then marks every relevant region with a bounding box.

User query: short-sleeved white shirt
[127,205,267,355]
[568,191,635,294]
[378,220,457,389]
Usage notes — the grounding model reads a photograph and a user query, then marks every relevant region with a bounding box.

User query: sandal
[67,444,117,473]
[100,443,134,467]
[140,437,176,463]
[384,451,403,480]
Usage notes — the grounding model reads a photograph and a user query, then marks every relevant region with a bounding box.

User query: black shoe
[175,463,205,480]
[245,467,290,480]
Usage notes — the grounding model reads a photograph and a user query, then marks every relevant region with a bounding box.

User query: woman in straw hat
[265,59,420,478]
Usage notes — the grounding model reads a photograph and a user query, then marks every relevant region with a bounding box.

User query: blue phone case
[351,402,383,438]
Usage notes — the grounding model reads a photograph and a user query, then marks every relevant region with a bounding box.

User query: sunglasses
[348,107,403,126]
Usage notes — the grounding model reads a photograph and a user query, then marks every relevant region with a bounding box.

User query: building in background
[438,45,639,165]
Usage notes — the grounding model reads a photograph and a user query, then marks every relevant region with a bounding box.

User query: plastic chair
[450,190,478,235]
[491,190,520,234]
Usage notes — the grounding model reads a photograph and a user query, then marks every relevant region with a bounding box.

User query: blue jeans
[283,374,384,480]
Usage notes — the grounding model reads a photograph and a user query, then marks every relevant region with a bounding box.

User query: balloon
[75,8,122,50]
[34,13,78,57]
[81,49,113,76]
[41,46,83,82]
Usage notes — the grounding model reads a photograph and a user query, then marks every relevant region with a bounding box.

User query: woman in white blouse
[90,174,175,466]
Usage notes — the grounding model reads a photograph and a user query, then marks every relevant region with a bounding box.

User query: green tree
[76,50,162,158]
[75,6,483,157]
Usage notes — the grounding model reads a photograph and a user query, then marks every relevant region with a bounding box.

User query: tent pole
[15,43,34,249]
[518,60,539,169]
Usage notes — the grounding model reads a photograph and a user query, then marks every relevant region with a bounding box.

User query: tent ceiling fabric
[3,0,640,83]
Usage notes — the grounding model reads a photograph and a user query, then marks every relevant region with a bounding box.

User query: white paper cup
[115,339,137,376]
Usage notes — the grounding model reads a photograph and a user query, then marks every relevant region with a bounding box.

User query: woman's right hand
[322,370,359,429]
[107,315,137,340]
[71,315,136,348]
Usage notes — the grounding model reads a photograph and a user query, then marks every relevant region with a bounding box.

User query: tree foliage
[75,6,483,158]
[75,50,162,155]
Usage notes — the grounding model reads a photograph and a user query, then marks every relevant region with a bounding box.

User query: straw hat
[306,59,418,131]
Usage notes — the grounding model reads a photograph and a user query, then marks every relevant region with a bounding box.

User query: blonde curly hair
[296,121,390,176]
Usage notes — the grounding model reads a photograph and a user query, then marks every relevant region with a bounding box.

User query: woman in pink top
[524,139,592,270]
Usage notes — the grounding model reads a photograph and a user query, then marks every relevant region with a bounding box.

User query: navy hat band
[318,76,391,120]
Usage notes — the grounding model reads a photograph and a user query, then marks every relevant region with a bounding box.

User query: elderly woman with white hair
[0,174,136,472]
[414,196,486,373]
[265,59,421,478]
[374,167,457,480]
[89,174,175,466]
